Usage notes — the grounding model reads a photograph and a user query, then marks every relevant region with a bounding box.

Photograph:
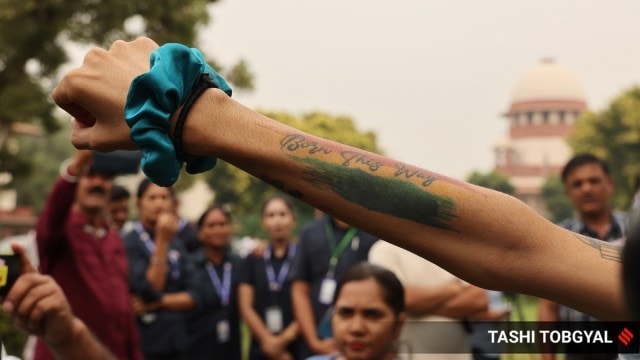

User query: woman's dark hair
[197,206,233,229]
[333,262,405,316]
[261,195,296,218]
[136,178,175,199]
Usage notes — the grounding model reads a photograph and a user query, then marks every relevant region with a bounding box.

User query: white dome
[511,59,586,103]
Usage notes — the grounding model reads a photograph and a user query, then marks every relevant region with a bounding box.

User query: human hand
[275,351,293,360]
[130,295,145,315]
[131,295,160,315]
[251,240,268,257]
[52,37,159,151]
[260,334,287,359]
[311,337,337,355]
[471,308,511,321]
[67,150,94,176]
[156,212,179,242]
[1,243,76,346]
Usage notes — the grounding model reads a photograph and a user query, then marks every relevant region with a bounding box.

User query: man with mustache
[538,153,626,360]
[34,149,143,360]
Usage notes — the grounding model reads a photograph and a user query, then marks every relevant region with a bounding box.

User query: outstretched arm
[52,37,626,320]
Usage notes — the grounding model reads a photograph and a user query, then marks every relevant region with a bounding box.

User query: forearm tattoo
[271,132,459,231]
[575,234,622,262]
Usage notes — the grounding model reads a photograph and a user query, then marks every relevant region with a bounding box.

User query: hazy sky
[198,0,640,180]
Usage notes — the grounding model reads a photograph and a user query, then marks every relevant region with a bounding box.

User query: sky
[197,0,640,180]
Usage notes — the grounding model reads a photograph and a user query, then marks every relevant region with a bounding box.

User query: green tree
[466,170,514,195]
[569,86,640,209]
[540,174,574,223]
[15,125,75,213]
[1,0,254,190]
[204,111,383,236]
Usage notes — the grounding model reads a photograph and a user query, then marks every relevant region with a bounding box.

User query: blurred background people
[108,184,132,234]
[239,195,302,359]
[186,206,243,359]
[35,149,142,360]
[369,240,498,360]
[290,215,378,357]
[307,262,407,360]
[172,197,202,255]
[123,179,200,360]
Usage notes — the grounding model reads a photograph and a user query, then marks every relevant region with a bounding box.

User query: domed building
[494,58,587,215]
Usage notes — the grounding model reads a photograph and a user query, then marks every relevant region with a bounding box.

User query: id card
[265,306,284,333]
[217,320,230,343]
[318,277,337,305]
[351,236,360,251]
[141,313,157,324]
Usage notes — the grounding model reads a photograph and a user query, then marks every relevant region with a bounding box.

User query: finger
[130,37,160,55]
[26,290,67,327]
[69,117,94,150]
[108,39,129,52]
[3,273,49,315]
[51,68,91,113]
[11,242,36,274]
[14,280,56,321]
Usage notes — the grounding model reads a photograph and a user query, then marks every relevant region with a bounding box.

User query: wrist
[149,299,163,311]
[179,88,230,159]
[310,337,325,353]
[45,317,85,348]
[150,255,168,266]
[125,44,232,187]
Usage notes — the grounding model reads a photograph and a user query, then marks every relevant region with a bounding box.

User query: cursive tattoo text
[340,151,384,172]
[280,134,332,155]
[394,163,436,187]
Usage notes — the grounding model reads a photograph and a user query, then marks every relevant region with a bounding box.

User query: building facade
[494,58,587,215]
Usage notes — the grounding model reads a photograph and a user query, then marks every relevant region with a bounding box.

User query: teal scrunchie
[125,43,232,187]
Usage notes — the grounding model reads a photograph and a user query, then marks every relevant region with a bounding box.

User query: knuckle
[83,47,107,65]
[109,39,128,51]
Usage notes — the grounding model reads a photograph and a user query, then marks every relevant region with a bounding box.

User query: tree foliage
[15,125,75,213]
[204,111,383,235]
[540,174,574,223]
[1,0,253,189]
[569,86,640,209]
[466,170,515,195]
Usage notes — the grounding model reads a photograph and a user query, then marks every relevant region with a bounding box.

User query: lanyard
[134,221,180,278]
[264,244,296,293]
[177,218,188,232]
[325,222,358,277]
[206,261,232,306]
[134,221,155,253]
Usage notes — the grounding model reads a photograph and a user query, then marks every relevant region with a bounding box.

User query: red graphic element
[619,327,634,346]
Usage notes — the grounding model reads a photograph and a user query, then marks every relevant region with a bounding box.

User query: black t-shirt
[240,246,297,330]
[177,219,202,254]
[240,245,303,359]
[185,250,243,360]
[123,227,200,357]
[289,216,378,323]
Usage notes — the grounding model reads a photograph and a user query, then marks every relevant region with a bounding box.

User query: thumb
[10,242,36,274]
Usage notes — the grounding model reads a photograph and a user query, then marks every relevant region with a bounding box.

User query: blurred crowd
[0,149,630,360]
